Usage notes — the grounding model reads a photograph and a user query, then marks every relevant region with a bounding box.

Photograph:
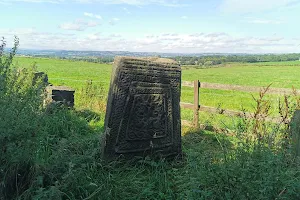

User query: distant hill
[12,49,300,66]
[15,49,247,58]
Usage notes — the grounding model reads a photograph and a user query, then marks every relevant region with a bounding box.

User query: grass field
[14,57,300,125]
[183,61,300,88]
[16,58,300,88]
[3,57,299,199]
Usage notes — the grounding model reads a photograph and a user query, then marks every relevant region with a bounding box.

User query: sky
[1,0,300,53]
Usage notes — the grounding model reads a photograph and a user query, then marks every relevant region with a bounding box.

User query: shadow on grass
[176,128,300,200]
[74,109,102,123]
[182,128,234,161]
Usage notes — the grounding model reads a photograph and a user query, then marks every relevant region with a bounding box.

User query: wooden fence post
[193,80,200,128]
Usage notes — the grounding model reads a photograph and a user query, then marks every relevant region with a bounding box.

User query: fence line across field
[50,77,300,96]
[50,77,296,128]
[180,80,296,128]
[182,81,300,95]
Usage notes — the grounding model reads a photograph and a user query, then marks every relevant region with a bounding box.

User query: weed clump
[0,37,103,199]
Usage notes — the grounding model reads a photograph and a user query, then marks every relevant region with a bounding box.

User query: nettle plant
[0,37,48,199]
[0,37,47,152]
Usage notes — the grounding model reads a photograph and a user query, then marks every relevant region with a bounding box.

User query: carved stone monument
[102,57,182,160]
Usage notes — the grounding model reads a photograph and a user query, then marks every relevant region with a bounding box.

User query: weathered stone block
[45,86,75,107]
[102,57,182,160]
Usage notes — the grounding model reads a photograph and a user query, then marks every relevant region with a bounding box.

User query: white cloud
[123,7,131,14]
[84,12,102,20]
[1,29,299,53]
[109,18,120,25]
[220,0,300,13]
[95,15,102,19]
[0,28,77,49]
[84,12,94,17]
[110,33,122,37]
[247,19,284,24]
[86,21,99,27]
[80,0,187,7]
[59,23,85,31]
[0,0,187,6]
[124,33,297,53]
[59,19,100,31]
[0,1,11,5]
[86,32,102,40]
[181,16,188,19]
[0,0,64,3]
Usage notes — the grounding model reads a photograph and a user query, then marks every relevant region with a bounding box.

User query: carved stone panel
[102,57,181,160]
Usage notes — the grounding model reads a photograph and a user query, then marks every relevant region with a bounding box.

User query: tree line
[172,54,300,66]
[27,53,300,66]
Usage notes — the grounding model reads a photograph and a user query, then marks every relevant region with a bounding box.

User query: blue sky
[1,0,300,53]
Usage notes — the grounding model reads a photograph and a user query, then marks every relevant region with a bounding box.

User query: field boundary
[180,80,293,128]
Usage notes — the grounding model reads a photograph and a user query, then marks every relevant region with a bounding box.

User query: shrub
[0,37,100,199]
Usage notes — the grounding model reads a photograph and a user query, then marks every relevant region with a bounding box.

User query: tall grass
[0,37,103,199]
